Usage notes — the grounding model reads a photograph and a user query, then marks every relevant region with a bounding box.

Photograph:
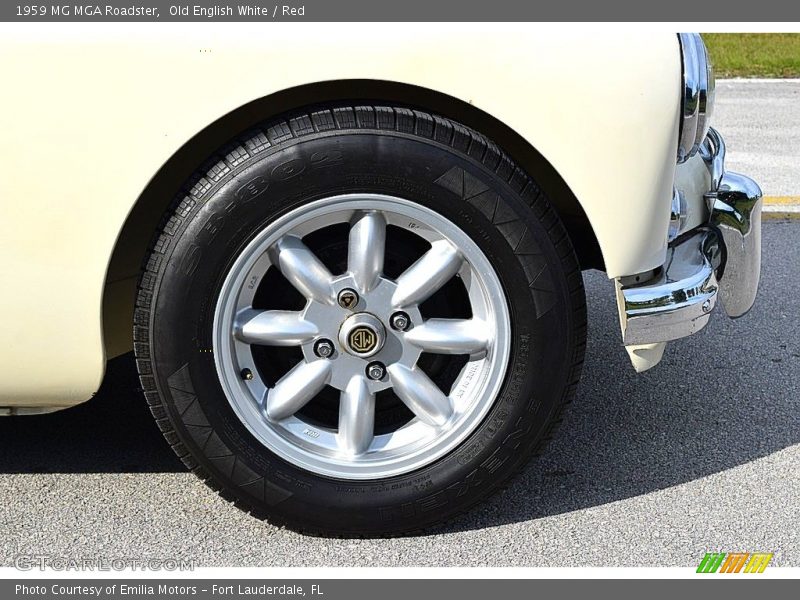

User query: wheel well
[103,80,603,358]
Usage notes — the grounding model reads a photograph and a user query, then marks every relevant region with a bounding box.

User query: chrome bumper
[618,129,762,346]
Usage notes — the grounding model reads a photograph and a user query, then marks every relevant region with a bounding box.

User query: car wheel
[134,105,586,536]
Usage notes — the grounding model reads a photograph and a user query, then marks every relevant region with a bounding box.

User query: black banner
[2,0,800,22]
[3,579,794,599]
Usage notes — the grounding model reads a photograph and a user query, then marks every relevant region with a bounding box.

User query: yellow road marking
[763,196,800,205]
[762,196,800,218]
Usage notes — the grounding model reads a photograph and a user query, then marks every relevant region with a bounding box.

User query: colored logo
[697,552,773,573]
[348,326,377,354]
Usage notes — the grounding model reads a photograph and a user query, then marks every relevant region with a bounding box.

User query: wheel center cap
[339,313,386,358]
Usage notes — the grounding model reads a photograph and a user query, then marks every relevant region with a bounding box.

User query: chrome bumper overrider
[618,129,762,346]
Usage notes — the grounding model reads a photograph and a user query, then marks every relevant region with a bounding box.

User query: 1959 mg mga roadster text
[0,27,761,535]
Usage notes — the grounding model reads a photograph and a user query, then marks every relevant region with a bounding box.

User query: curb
[717,78,800,84]
[763,197,800,220]
[761,196,800,219]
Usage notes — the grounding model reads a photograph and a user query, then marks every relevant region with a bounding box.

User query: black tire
[134,105,586,536]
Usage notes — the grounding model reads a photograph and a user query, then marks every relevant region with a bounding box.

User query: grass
[702,34,800,78]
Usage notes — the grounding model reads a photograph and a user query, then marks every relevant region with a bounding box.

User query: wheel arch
[103,79,603,358]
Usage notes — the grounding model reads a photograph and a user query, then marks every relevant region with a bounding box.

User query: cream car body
[0,25,753,411]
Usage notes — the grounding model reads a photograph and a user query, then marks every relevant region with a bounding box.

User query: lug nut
[314,339,335,358]
[390,311,411,331]
[366,362,386,381]
[337,288,359,310]
[240,368,254,381]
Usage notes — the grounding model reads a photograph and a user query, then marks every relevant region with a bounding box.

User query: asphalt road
[2,218,797,568]
[1,81,798,568]
[715,79,800,196]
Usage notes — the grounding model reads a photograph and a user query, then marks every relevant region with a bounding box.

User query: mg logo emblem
[339,313,385,357]
[348,327,377,354]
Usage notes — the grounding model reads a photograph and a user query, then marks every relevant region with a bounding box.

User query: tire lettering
[235,175,269,203]
[310,150,343,167]
[271,158,305,181]
[180,244,202,278]
[202,214,225,242]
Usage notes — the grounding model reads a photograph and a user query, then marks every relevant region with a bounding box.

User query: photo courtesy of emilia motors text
[0,0,799,596]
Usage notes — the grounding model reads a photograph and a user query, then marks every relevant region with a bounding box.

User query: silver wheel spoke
[392,240,462,308]
[404,319,490,356]
[270,236,335,305]
[234,309,318,346]
[348,211,386,293]
[264,360,331,421]
[214,194,511,479]
[337,375,376,456]
[387,364,453,428]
